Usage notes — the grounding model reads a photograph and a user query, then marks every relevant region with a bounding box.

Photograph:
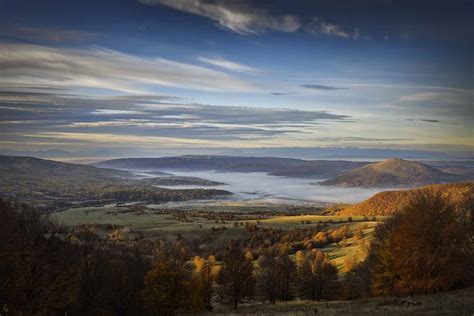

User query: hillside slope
[321,158,463,188]
[338,182,474,216]
[95,155,367,178]
[0,155,231,210]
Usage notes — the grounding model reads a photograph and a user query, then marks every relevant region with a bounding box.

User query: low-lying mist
[143,170,387,204]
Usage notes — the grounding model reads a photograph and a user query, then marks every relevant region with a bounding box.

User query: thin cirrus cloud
[140,0,367,40]
[141,0,301,35]
[306,17,369,40]
[197,56,261,73]
[300,84,348,91]
[0,43,256,94]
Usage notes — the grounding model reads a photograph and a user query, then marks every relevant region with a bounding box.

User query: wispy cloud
[141,0,300,35]
[0,43,256,93]
[0,23,96,43]
[300,84,348,91]
[0,92,351,148]
[405,119,440,123]
[306,17,369,40]
[197,56,261,73]
[140,0,370,40]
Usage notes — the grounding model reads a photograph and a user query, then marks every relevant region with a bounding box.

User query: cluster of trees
[2,192,473,314]
[0,200,149,315]
[0,199,342,314]
[142,241,341,314]
[367,193,473,296]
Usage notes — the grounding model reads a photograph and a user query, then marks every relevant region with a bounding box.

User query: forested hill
[321,158,466,188]
[0,155,231,210]
[0,154,130,181]
[95,155,368,178]
[338,182,474,216]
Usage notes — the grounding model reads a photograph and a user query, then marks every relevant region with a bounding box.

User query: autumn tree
[143,244,202,315]
[368,193,474,295]
[296,249,338,301]
[255,250,279,304]
[217,242,255,308]
[193,255,220,311]
[275,255,296,302]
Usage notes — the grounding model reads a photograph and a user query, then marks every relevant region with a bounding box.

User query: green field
[53,202,377,268]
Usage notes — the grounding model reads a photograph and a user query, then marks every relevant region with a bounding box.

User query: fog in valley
[139,170,386,204]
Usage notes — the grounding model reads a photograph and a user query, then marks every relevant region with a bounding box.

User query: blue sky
[0,0,472,158]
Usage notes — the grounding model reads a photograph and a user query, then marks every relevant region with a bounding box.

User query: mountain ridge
[321,158,465,188]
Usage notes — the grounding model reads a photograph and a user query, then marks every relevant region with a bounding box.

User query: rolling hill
[0,155,231,210]
[321,158,464,188]
[338,182,474,216]
[95,155,368,178]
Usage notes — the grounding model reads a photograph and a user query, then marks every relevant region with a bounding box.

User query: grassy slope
[210,287,474,315]
[54,206,376,269]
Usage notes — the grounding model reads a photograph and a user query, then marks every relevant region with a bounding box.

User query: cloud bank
[0,43,255,93]
[0,92,352,149]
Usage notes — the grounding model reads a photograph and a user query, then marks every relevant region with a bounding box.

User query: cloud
[300,84,348,91]
[0,43,256,93]
[197,56,261,73]
[0,23,96,43]
[140,0,301,35]
[0,92,351,148]
[306,17,369,40]
[270,92,291,96]
[141,1,369,40]
[404,118,440,123]
[387,90,473,118]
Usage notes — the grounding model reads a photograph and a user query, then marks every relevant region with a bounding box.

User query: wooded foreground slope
[339,182,474,216]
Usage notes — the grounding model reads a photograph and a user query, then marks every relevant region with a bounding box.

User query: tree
[217,242,255,308]
[193,255,220,311]
[0,201,79,314]
[368,193,474,295]
[76,230,107,315]
[255,250,279,304]
[143,245,201,315]
[296,249,338,301]
[106,248,149,316]
[275,255,296,302]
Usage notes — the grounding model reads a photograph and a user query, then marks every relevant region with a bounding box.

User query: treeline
[1,193,473,314]
[0,198,341,314]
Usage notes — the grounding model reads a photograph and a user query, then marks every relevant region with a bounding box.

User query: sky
[0,0,473,159]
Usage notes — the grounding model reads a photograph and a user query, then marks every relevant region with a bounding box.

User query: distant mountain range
[96,156,472,187]
[338,182,474,216]
[94,155,368,178]
[3,146,471,160]
[321,158,467,188]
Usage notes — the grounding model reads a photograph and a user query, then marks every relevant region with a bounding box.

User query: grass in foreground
[209,286,474,315]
